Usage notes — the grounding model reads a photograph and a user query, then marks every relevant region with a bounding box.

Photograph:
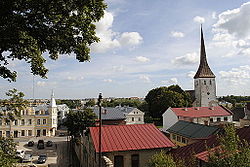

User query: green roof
[167,120,220,139]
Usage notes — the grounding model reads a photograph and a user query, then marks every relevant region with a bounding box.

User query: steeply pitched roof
[90,124,175,153]
[170,106,232,118]
[194,27,215,79]
[93,107,126,120]
[167,120,220,139]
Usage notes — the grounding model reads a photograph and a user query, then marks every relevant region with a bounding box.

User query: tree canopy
[0,0,107,81]
[206,125,250,167]
[0,137,17,167]
[63,108,96,137]
[145,85,192,118]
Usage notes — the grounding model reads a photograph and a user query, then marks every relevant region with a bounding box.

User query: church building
[193,27,217,107]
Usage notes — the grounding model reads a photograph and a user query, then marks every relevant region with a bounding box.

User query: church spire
[194,26,215,79]
[49,90,57,108]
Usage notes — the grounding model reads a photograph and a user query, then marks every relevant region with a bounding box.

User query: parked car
[46,140,53,147]
[37,154,47,164]
[22,153,33,163]
[27,141,34,147]
[16,150,25,159]
[37,140,45,149]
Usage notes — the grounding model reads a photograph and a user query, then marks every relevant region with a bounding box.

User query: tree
[63,108,96,137]
[0,0,107,81]
[0,88,28,119]
[85,99,96,107]
[145,85,192,118]
[206,125,250,167]
[148,150,184,167]
[0,137,17,167]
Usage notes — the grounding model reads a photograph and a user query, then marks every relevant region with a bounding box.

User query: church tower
[194,27,217,107]
[48,90,58,135]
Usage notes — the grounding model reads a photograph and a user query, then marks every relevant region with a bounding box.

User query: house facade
[75,124,175,167]
[162,106,233,130]
[0,92,58,137]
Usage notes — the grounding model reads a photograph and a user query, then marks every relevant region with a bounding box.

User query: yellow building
[0,92,58,137]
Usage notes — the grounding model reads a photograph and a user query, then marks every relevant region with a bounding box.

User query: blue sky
[1,0,250,99]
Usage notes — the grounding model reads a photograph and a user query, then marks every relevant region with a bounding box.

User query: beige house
[0,92,58,137]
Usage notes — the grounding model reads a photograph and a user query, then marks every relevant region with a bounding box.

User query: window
[14,120,18,126]
[131,154,139,167]
[21,119,25,125]
[0,131,2,137]
[28,119,32,125]
[204,80,206,85]
[114,156,124,167]
[28,130,32,136]
[210,118,213,123]
[6,131,10,137]
[21,130,25,136]
[177,136,181,142]
[224,117,228,121]
[217,117,221,122]
[43,129,46,136]
[182,137,187,144]
[172,134,176,140]
[43,119,46,124]
[138,117,141,121]
[6,120,10,125]
[37,119,41,125]
[35,111,39,115]
[132,117,134,121]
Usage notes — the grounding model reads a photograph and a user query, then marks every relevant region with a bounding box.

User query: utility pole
[98,93,103,167]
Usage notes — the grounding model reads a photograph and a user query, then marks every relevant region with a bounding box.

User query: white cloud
[187,71,196,78]
[119,32,143,46]
[139,75,151,83]
[212,12,217,19]
[213,2,250,38]
[112,65,125,72]
[103,79,113,83]
[91,11,143,53]
[135,56,150,62]
[219,65,250,85]
[66,76,84,81]
[193,16,205,24]
[171,31,185,38]
[37,81,46,87]
[161,78,178,85]
[172,52,199,65]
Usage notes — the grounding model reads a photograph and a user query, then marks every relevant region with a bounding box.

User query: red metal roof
[90,124,175,153]
[171,106,232,118]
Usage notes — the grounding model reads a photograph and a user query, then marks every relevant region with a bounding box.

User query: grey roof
[34,105,48,111]
[167,120,220,139]
[231,108,246,121]
[93,107,126,120]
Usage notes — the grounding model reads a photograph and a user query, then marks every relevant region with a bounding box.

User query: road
[15,136,71,167]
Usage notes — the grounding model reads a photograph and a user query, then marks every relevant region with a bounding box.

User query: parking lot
[14,136,70,167]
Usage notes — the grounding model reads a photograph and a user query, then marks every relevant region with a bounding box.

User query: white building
[162,106,233,130]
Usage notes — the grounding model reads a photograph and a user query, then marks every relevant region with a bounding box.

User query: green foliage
[0,88,28,119]
[0,0,107,81]
[0,137,17,167]
[206,125,250,167]
[219,95,250,105]
[63,108,96,137]
[85,99,96,107]
[145,85,192,118]
[102,98,143,108]
[148,150,184,167]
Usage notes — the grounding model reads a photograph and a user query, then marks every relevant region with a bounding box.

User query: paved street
[14,136,71,167]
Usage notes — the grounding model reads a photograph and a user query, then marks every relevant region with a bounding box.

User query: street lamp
[98,93,102,167]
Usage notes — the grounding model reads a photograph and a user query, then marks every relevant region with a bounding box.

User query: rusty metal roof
[90,124,175,153]
[194,27,215,79]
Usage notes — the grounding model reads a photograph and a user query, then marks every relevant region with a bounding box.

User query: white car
[16,150,25,159]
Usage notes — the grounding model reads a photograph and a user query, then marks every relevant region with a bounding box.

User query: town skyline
[1,0,250,99]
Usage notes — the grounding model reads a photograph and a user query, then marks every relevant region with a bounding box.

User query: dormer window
[204,81,206,85]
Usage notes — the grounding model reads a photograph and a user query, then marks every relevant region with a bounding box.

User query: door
[37,130,41,137]
[131,154,139,167]
[114,156,124,167]
[43,129,46,136]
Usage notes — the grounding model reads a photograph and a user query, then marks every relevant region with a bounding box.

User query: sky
[1,0,250,99]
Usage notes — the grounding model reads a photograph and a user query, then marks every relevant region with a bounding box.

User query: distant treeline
[218,95,250,104]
